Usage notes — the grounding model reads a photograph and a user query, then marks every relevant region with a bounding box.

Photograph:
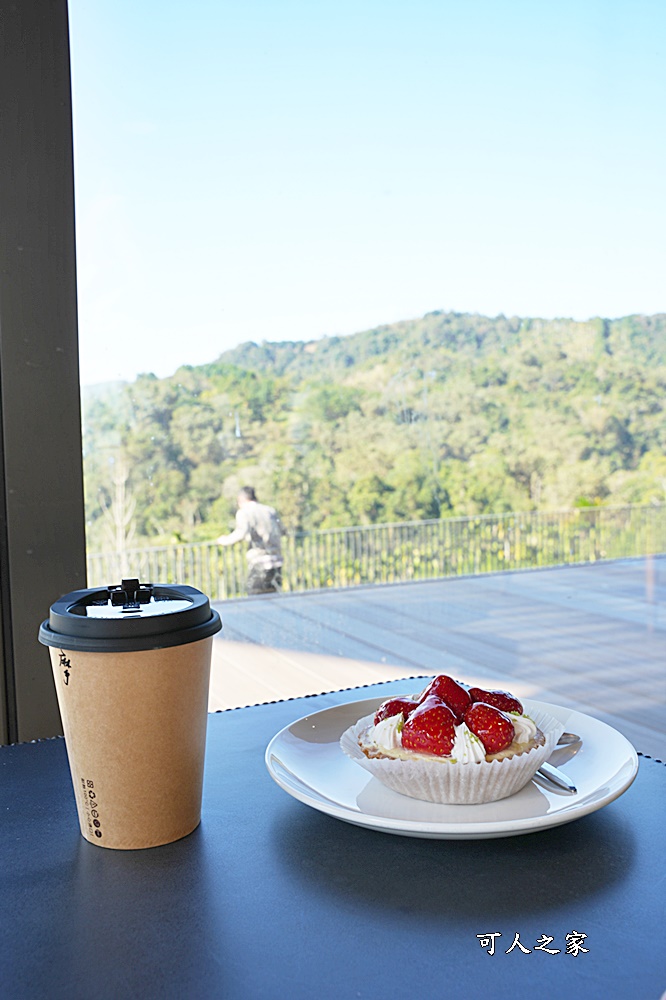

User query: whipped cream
[510,712,538,746]
[366,710,537,763]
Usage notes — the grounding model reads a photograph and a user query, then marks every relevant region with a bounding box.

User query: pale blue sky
[69,0,666,385]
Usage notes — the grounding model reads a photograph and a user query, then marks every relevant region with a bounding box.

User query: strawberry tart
[340,675,563,804]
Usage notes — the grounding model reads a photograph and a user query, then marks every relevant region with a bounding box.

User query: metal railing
[86,503,666,599]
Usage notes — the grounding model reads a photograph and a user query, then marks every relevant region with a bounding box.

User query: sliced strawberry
[419,674,471,723]
[374,697,419,726]
[464,703,515,754]
[401,696,456,756]
[468,686,523,714]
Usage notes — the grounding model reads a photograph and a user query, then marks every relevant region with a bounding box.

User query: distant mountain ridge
[209,310,666,378]
[82,309,666,548]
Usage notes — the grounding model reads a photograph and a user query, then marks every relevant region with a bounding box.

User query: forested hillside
[82,311,666,551]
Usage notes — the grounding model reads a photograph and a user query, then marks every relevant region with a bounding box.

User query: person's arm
[216,525,246,546]
[216,508,249,546]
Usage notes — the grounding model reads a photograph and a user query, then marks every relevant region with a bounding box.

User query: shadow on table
[53,828,235,995]
[270,803,636,922]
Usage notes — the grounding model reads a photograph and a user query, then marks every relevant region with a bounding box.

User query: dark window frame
[0,0,86,743]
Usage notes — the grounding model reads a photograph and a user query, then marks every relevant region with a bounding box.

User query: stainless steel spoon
[558,732,581,745]
[534,733,583,793]
[536,761,577,793]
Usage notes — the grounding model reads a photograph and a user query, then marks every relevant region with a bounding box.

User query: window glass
[70,2,665,621]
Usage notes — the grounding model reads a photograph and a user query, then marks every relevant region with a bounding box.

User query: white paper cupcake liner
[340,706,564,805]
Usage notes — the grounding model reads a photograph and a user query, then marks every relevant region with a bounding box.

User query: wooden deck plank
[219,599,414,663]
[208,640,418,711]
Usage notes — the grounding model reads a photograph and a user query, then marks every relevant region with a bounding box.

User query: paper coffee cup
[39,579,222,850]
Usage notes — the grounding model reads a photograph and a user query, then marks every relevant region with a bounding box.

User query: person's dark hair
[239,486,257,502]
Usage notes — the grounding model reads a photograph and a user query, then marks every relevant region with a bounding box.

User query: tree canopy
[82,310,666,549]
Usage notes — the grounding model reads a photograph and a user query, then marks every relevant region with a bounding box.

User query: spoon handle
[536,761,577,794]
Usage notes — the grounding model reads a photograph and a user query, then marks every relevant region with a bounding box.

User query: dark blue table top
[1,679,665,1000]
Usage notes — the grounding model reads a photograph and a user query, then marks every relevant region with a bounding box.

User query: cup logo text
[58,649,72,685]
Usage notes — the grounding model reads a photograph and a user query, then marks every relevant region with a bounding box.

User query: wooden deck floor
[209,556,666,758]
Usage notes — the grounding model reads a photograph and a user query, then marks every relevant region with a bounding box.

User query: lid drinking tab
[109,579,153,608]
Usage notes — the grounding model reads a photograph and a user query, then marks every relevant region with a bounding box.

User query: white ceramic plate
[265,697,639,839]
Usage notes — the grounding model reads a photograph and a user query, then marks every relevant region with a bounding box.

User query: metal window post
[0,0,86,743]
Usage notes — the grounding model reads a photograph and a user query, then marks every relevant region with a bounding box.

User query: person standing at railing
[215,486,284,594]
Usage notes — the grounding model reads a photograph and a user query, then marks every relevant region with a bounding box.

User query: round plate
[265,697,639,839]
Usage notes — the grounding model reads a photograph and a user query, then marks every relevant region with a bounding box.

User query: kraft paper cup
[39,580,222,850]
[49,637,213,850]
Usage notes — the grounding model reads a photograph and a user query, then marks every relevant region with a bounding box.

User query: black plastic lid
[38,579,222,652]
